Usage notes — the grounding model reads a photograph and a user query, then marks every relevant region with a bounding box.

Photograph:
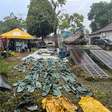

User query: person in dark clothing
[27,40,31,52]
[8,40,16,51]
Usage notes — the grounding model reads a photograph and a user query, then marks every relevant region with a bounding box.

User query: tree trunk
[54,34,59,48]
[42,36,44,42]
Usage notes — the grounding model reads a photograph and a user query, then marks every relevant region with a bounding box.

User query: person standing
[27,40,31,52]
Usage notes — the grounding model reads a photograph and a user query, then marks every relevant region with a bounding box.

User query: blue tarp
[61,31,73,39]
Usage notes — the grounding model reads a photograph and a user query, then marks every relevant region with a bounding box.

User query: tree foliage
[49,0,66,34]
[0,13,26,34]
[59,13,84,32]
[27,0,57,38]
[50,0,66,13]
[50,0,84,33]
[88,1,112,32]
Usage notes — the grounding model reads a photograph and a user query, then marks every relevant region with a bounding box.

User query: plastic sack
[79,96,110,112]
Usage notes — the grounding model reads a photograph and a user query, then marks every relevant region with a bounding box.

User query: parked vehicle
[37,41,46,48]
[91,37,100,45]
[46,41,55,47]
[93,38,112,50]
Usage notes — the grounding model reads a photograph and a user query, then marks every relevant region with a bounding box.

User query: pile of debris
[14,57,92,97]
[22,49,58,61]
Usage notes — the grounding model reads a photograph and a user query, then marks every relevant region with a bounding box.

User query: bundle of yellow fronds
[42,96,77,112]
[79,96,111,112]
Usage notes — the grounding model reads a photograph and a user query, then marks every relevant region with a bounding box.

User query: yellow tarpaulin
[79,96,111,112]
[0,28,33,39]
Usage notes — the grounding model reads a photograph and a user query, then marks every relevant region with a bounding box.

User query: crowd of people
[0,39,32,53]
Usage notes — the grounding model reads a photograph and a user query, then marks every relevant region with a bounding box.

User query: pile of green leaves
[14,57,92,98]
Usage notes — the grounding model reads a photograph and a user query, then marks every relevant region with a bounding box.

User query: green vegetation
[0,57,24,82]
[0,58,25,112]
[0,13,26,34]
[27,0,57,39]
[50,0,66,34]
[88,1,112,31]
[59,13,84,32]
[27,0,84,36]
[50,0,66,11]
[0,58,14,74]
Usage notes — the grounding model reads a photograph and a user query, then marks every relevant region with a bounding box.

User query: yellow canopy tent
[0,28,33,39]
[0,28,34,51]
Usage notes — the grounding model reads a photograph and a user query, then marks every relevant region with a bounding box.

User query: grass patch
[0,57,27,112]
[0,57,17,73]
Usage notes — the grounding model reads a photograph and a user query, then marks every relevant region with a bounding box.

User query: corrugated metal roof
[99,23,112,32]
[91,23,112,35]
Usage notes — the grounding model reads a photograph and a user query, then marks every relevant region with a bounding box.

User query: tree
[59,13,84,32]
[50,0,66,13]
[49,0,66,34]
[0,13,26,34]
[27,0,57,39]
[88,1,112,32]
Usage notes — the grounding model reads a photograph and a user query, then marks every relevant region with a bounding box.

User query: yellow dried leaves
[79,96,111,112]
[42,96,77,112]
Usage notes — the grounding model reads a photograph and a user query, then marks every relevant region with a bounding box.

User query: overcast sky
[0,0,111,30]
